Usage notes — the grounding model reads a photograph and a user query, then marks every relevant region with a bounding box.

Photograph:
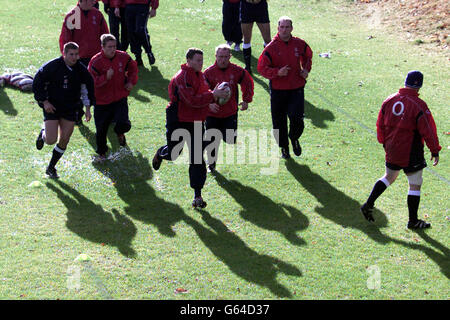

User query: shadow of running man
[212,171,309,246]
[286,160,450,278]
[285,160,390,244]
[0,88,18,116]
[130,66,170,103]
[304,100,335,129]
[46,180,137,257]
[79,122,186,236]
[391,230,450,279]
[183,209,302,298]
[92,148,186,237]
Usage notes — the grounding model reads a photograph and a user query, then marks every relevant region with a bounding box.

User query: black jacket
[33,57,95,109]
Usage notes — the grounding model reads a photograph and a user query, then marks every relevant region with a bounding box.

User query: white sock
[380,177,390,187]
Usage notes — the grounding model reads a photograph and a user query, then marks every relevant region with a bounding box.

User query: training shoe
[234,43,241,52]
[36,129,44,150]
[147,51,156,65]
[117,133,127,147]
[281,147,291,159]
[360,202,375,222]
[152,150,162,171]
[192,197,207,209]
[46,166,59,179]
[135,55,143,66]
[407,219,431,229]
[292,139,302,157]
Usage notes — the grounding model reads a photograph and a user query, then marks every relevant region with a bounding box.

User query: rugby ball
[216,82,231,106]
[18,78,33,91]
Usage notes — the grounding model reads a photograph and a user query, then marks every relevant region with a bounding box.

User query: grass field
[0,0,448,300]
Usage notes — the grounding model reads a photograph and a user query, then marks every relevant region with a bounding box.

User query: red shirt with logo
[167,64,215,122]
[59,5,109,59]
[88,50,138,105]
[257,33,312,90]
[204,62,254,118]
[376,87,441,167]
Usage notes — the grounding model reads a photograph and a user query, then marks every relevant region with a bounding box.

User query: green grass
[0,0,448,300]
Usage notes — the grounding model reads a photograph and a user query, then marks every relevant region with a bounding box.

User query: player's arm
[417,111,441,165]
[88,59,108,88]
[376,105,386,145]
[299,43,313,78]
[257,50,283,79]
[175,75,215,109]
[240,68,254,106]
[33,63,54,111]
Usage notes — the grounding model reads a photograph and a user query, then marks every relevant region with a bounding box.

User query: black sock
[243,47,252,69]
[194,188,202,198]
[407,192,421,222]
[48,144,65,169]
[367,178,389,207]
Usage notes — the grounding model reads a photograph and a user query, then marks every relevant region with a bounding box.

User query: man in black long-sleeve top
[33,42,95,178]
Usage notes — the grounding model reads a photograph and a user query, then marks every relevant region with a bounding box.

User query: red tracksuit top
[376,88,441,167]
[59,5,109,59]
[257,33,313,90]
[88,50,138,105]
[108,0,125,8]
[204,62,254,118]
[112,0,159,8]
[167,64,215,122]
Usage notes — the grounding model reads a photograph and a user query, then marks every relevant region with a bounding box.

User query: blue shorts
[240,0,270,24]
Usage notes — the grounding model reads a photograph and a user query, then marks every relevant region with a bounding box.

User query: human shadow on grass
[285,160,389,244]
[391,230,450,279]
[286,160,450,278]
[304,100,335,129]
[183,209,302,298]
[130,66,170,103]
[89,142,186,237]
[46,180,137,257]
[212,171,308,246]
[0,89,18,116]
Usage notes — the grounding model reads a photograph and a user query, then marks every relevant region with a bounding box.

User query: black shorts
[386,161,427,174]
[240,0,270,24]
[43,107,78,122]
[205,113,238,144]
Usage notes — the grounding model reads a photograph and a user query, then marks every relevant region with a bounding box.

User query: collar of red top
[399,87,420,96]
[213,61,230,71]
[181,63,200,75]
[101,50,117,60]
[274,33,293,43]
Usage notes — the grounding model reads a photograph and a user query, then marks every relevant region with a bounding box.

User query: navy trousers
[270,87,305,149]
